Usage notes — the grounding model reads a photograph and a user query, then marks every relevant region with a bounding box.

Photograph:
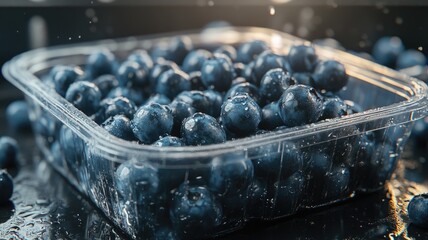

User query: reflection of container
[3,27,428,239]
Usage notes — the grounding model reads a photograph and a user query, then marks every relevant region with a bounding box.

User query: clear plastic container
[3,27,428,239]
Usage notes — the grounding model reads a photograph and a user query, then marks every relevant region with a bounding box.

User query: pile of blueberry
[46,38,353,146]
[37,37,404,239]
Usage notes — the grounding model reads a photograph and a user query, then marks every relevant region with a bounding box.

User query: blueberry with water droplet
[102,115,135,141]
[224,82,260,104]
[65,81,102,115]
[52,66,84,97]
[169,183,222,237]
[153,136,185,147]
[221,93,261,137]
[156,68,191,100]
[259,102,283,130]
[259,68,293,104]
[252,51,288,86]
[319,96,349,121]
[169,99,195,136]
[312,60,348,92]
[181,113,226,146]
[116,60,148,88]
[278,84,323,127]
[175,91,211,114]
[145,94,171,106]
[131,103,174,144]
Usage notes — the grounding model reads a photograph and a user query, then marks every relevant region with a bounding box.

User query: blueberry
[115,159,159,203]
[372,36,405,68]
[85,49,117,78]
[312,60,348,92]
[156,69,191,99]
[148,60,179,90]
[288,45,318,73]
[52,66,84,97]
[259,102,283,130]
[116,60,148,88]
[131,103,173,144]
[59,125,85,178]
[221,93,262,137]
[102,115,135,141]
[175,91,211,114]
[408,194,428,228]
[275,171,304,215]
[411,117,428,142]
[259,68,294,104]
[224,82,260,104]
[188,71,206,91]
[306,151,333,177]
[396,49,427,70]
[203,90,223,118]
[252,51,288,86]
[231,76,247,86]
[98,97,137,121]
[154,227,178,240]
[236,40,270,64]
[169,100,196,136]
[214,45,237,62]
[181,49,212,73]
[181,113,226,146]
[324,167,350,199]
[201,54,235,92]
[247,180,268,217]
[208,153,254,196]
[169,183,222,236]
[92,74,119,98]
[292,72,313,87]
[127,49,154,72]
[0,171,13,204]
[145,94,171,106]
[242,61,257,84]
[6,100,31,131]
[153,136,185,147]
[0,137,19,169]
[165,36,193,65]
[278,84,323,127]
[107,87,145,106]
[319,96,348,121]
[65,81,102,115]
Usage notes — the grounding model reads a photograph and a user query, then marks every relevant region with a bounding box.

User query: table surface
[0,84,428,240]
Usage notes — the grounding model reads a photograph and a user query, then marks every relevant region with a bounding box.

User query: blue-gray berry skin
[148,60,179,90]
[319,96,349,121]
[214,45,237,62]
[169,100,196,136]
[52,66,84,97]
[181,113,226,146]
[292,72,314,86]
[131,103,174,144]
[252,51,288,86]
[102,115,135,141]
[236,40,270,64]
[372,36,405,68]
[169,183,222,238]
[221,93,262,137]
[127,49,154,72]
[0,137,19,169]
[201,54,235,92]
[203,90,223,118]
[260,102,283,130]
[116,60,148,88]
[396,49,427,70]
[312,60,348,92]
[288,45,318,73]
[92,74,119,98]
[156,69,191,100]
[182,49,212,73]
[107,87,145,106]
[188,71,206,91]
[174,91,211,115]
[85,49,117,78]
[0,171,13,204]
[224,82,261,105]
[259,68,294,104]
[6,100,31,132]
[153,136,185,147]
[65,81,102,115]
[408,194,428,229]
[145,94,171,106]
[278,84,323,127]
[96,97,136,123]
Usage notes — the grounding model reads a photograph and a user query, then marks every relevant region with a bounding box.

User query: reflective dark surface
[0,83,428,239]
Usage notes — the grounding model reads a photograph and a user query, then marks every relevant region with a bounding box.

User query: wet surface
[1,90,428,239]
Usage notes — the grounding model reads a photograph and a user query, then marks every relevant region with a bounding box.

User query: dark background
[2,1,428,239]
